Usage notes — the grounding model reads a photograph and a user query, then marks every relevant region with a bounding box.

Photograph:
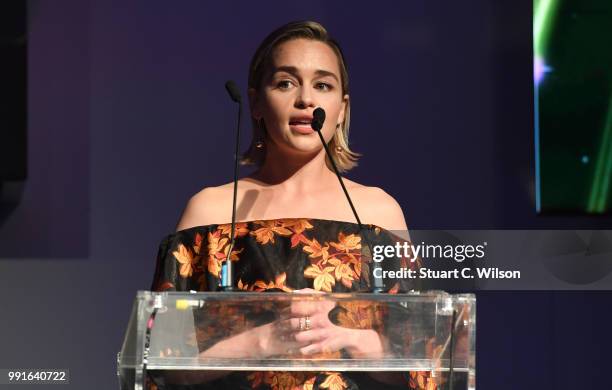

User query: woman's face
[250,38,348,157]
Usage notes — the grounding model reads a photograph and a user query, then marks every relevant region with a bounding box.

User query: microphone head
[312,107,326,132]
[224,80,241,103]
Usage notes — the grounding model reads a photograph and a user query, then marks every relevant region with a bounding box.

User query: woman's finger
[276,317,310,333]
[281,300,335,318]
[280,304,311,318]
[277,311,329,333]
[293,328,326,343]
[299,335,346,356]
[276,318,301,332]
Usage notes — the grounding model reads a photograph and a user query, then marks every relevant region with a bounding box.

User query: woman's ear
[337,94,349,126]
[248,88,260,119]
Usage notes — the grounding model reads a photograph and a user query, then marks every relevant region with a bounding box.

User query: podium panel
[118,291,475,389]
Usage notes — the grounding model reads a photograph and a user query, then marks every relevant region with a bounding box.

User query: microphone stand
[312,109,384,293]
[313,130,362,229]
[221,81,242,291]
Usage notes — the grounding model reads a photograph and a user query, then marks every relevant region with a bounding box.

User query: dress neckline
[173,217,389,235]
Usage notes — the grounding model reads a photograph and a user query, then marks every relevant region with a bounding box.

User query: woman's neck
[249,147,338,193]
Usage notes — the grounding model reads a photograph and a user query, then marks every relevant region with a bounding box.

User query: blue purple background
[1,1,611,388]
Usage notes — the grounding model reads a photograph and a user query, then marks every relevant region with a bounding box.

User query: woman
[151,21,436,390]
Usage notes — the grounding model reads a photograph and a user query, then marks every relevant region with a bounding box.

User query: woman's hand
[251,321,308,358]
[275,289,385,358]
[195,289,386,361]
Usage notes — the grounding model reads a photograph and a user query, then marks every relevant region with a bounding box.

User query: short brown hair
[241,20,360,172]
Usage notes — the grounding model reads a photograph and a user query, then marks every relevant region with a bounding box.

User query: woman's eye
[277,80,293,89]
[315,82,332,91]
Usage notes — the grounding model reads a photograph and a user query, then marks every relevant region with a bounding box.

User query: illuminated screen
[535,0,612,213]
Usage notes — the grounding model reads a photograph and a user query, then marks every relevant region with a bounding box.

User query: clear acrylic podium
[118,291,475,389]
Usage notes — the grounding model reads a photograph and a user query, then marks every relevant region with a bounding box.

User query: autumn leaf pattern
[247,371,342,390]
[336,301,385,330]
[153,218,436,390]
[329,232,361,252]
[206,229,243,278]
[303,238,330,261]
[304,264,336,292]
[218,222,250,239]
[172,238,203,278]
[320,372,347,390]
[238,272,293,293]
[301,231,363,292]
[408,371,439,390]
[250,220,293,244]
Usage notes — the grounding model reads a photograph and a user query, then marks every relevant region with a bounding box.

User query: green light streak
[588,96,612,213]
[533,0,559,58]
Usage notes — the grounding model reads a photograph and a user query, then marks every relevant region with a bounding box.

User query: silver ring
[304,316,311,331]
[299,317,306,331]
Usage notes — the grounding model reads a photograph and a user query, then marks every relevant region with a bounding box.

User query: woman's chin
[282,143,324,157]
[267,134,326,156]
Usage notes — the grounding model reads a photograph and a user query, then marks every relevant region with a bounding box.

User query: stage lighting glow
[534,57,552,86]
[587,98,612,213]
[533,0,559,59]
[533,0,559,213]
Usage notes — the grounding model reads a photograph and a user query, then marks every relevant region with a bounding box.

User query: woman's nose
[295,87,315,108]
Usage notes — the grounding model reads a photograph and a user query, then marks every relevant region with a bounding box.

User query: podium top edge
[136,290,476,300]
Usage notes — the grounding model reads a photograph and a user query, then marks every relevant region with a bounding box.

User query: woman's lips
[289,121,315,134]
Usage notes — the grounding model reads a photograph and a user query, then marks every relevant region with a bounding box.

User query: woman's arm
[161,320,308,385]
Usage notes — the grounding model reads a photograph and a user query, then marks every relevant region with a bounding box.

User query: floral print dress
[149,218,438,390]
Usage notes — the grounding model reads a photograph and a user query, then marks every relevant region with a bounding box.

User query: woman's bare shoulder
[342,178,391,200]
[175,183,234,231]
[175,179,265,231]
[343,179,408,231]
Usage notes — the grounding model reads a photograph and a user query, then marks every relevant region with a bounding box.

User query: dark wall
[0,1,610,389]
[0,1,27,182]
[0,0,89,257]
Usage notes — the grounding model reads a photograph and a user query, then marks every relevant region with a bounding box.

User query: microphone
[312,107,325,132]
[311,107,384,293]
[225,80,241,103]
[221,80,242,291]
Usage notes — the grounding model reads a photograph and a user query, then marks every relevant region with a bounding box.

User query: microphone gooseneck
[311,107,384,292]
[222,80,242,291]
[312,108,362,229]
